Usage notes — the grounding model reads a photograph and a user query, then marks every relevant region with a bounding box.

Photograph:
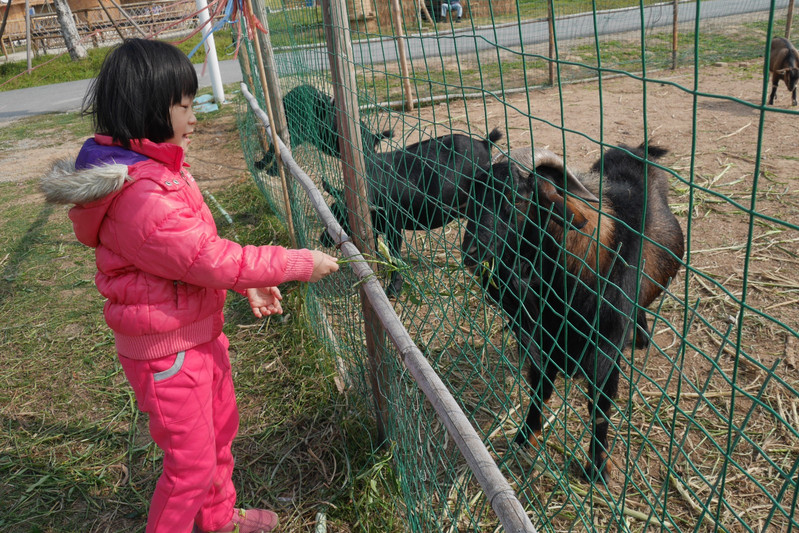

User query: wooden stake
[321,0,389,445]
[245,0,297,248]
[390,0,414,111]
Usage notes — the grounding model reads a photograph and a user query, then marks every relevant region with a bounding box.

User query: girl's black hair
[83,38,198,148]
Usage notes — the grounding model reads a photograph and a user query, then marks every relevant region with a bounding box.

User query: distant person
[441,0,463,22]
[40,38,339,533]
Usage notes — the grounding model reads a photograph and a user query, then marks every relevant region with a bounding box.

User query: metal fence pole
[547,0,554,85]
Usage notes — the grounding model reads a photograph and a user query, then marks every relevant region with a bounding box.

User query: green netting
[234,0,799,531]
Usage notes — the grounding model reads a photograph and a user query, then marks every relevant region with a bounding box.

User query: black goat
[255,84,394,174]
[461,144,684,482]
[768,37,799,106]
[321,128,503,295]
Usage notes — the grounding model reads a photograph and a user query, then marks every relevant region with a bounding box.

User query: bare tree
[53,0,87,60]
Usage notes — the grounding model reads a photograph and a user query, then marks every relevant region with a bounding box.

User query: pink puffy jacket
[41,135,314,360]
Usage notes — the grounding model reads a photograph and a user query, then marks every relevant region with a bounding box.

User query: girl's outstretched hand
[310,250,339,282]
[246,286,283,318]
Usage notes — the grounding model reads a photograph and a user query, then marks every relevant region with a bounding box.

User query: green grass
[0,105,402,532]
[0,112,93,150]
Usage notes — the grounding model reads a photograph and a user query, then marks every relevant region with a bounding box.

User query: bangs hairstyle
[83,39,198,148]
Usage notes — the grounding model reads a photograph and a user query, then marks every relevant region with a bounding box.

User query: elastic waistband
[114,314,221,360]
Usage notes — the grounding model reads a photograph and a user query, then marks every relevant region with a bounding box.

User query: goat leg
[584,366,619,483]
[769,75,779,105]
[634,308,651,349]
[515,362,555,448]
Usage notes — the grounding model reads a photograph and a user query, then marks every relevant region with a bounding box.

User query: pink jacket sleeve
[108,182,315,290]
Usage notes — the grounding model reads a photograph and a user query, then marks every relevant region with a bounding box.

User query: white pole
[195,0,225,103]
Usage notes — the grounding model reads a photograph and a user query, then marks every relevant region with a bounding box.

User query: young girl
[40,38,339,533]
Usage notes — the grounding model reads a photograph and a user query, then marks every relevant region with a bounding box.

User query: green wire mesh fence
[233,0,799,530]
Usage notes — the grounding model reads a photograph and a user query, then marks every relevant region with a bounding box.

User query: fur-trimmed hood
[41,135,186,248]
[41,135,185,205]
[41,158,130,205]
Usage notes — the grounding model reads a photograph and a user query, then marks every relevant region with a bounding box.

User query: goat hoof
[583,451,612,484]
[384,283,402,299]
[513,429,541,448]
[385,274,404,298]
[634,333,650,349]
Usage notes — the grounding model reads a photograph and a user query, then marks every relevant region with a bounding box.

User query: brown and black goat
[461,144,684,482]
[769,37,799,106]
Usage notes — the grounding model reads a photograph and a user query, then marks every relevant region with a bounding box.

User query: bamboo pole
[107,0,147,37]
[321,0,389,444]
[244,0,297,248]
[252,0,290,146]
[671,0,678,69]
[97,0,125,41]
[241,83,537,533]
[390,0,414,111]
[238,29,273,159]
[419,0,434,25]
[0,0,14,52]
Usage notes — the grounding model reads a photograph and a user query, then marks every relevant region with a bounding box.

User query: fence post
[672,0,678,69]
[238,28,275,166]
[321,0,390,445]
[251,0,290,147]
[547,0,554,85]
[787,0,795,38]
[25,0,31,71]
[244,0,298,248]
[390,0,414,111]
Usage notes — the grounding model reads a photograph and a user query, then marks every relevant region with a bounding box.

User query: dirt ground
[4,56,798,529]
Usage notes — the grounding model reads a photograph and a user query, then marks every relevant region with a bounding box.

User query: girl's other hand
[246,286,283,318]
[310,250,339,282]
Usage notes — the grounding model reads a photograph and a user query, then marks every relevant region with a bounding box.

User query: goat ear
[534,163,599,202]
[535,173,590,229]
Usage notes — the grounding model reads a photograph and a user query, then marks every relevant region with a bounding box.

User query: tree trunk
[53,0,87,60]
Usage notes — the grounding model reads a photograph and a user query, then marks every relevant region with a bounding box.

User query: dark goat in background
[768,37,799,106]
[321,128,503,295]
[461,144,684,482]
[255,85,394,174]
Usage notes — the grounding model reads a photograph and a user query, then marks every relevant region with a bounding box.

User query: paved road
[0,0,787,122]
[0,60,244,122]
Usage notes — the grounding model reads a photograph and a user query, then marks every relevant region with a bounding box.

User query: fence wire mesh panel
[235,0,799,530]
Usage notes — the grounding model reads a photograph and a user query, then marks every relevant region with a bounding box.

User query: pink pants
[119,334,239,533]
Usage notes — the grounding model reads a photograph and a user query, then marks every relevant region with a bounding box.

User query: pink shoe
[205,508,279,533]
